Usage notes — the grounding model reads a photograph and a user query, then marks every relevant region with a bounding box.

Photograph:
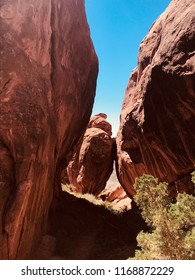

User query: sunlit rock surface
[0,0,98,259]
[116,0,195,195]
[66,114,115,195]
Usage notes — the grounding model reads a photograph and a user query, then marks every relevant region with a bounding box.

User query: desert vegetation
[131,173,195,260]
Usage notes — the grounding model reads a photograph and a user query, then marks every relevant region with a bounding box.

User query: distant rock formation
[88,113,112,135]
[99,185,132,212]
[116,0,195,196]
[0,0,98,259]
[66,114,115,195]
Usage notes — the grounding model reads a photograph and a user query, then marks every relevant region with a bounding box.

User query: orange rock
[88,113,112,136]
[0,0,98,259]
[66,114,115,195]
[116,0,195,196]
[99,185,132,212]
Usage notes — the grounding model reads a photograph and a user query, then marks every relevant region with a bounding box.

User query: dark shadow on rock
[47,191,148,260]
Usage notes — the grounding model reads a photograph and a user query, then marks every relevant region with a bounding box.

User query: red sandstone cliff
[116,0,195,196]
[0,0,98,259]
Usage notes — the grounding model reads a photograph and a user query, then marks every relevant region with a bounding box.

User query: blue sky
[85,0,171,136]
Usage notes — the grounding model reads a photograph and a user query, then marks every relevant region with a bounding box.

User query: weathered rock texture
[0,0,98,259]
[88,113,112,135]
[116,0,195,196]
[99,185,132,212]
[66,114,115,195]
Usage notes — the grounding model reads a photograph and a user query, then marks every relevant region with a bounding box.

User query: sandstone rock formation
[116,0,195,196]
[88,113,112,135]
[66,114,115,195]
[99,185,132,212]
[0,0,98,259]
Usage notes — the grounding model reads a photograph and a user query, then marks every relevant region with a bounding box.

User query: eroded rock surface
[0,0,98,259]
[99,185,132,212]
[66,114,115,195]
[116,0,195,196]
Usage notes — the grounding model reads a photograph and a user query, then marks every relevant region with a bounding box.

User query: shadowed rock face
[48,191,147,260]
[0,0,98,259]
[66,114,115,195]
[116,0,195,196]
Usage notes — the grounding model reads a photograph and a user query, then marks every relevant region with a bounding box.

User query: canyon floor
[34,186,147,260]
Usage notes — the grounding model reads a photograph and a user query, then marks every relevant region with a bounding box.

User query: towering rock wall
[0,0,98,259]
[116,0,195,196]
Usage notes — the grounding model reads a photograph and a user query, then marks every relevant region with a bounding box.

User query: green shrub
[131,174,195,260]
[191,171,195,185]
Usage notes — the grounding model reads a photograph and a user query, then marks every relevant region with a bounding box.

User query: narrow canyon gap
[0,0,195,260]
